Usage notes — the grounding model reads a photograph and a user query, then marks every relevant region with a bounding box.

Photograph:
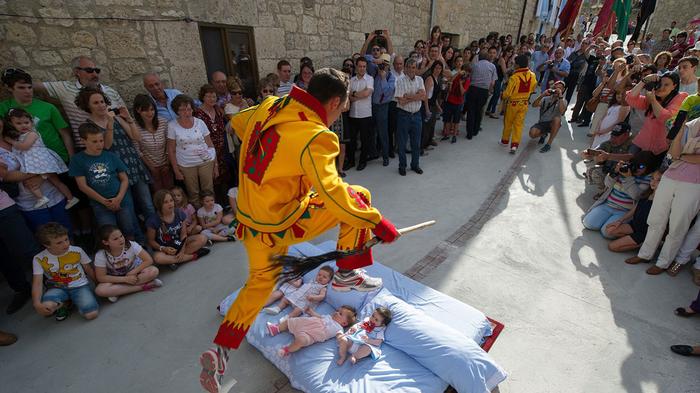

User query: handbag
[585,95,600,113]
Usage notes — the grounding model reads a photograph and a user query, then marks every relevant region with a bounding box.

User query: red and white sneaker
[266,322,280,336]
[199,348,221,393]
[331,269,383,292]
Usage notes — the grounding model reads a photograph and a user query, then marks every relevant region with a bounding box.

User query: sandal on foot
[667,262,683,277]
[625,256,648,265]
[674,307,697,317]
[646,265,666,275]
[670,345,700,356]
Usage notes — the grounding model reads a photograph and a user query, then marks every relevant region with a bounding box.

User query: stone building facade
[1,0,534,103]
[644,1,699,39]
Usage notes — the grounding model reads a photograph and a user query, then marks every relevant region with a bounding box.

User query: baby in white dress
[263,265,333,319]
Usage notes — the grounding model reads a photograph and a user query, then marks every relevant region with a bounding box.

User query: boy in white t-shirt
[31,223,98,321]
[197,190,235,243]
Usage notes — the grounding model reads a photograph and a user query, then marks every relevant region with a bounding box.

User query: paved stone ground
[1,102,699,393]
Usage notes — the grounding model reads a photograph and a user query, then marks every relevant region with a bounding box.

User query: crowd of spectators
[1,20,699,355]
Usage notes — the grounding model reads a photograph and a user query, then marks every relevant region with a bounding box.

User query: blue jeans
[486,79,503,114]
[373,102,390,159]
[396,109,422,169]
[90,191,145,244]
[42,284,99,315]
[21,198,72,234]
[131,180,155,218]
[583,204,628,239]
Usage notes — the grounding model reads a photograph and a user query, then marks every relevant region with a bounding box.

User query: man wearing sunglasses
[33,55,126,150]
[359,30,395,77]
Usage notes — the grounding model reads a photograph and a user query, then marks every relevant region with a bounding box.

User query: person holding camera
[528,81,568,153]
[625,71,687,159]
[537,47,570,94]
[582,123,634,195]
[359,30,395,78]
[626,118,700,275]
[582,151,655,239]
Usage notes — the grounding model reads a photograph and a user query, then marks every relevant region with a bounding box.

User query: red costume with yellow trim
[214,86,392,349]
[500,67,537,149]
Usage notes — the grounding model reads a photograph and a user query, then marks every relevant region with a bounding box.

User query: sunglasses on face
[76,67,101,74]
[262,89,274,93]
[231,91,242,95]
[372,47,381,52]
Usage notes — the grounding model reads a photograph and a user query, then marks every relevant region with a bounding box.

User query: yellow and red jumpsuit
[214,86,392,349]
[500,67,538,148]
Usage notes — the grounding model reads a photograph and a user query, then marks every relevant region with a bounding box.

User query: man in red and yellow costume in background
[500,54,538,154]
[199,68,399,393]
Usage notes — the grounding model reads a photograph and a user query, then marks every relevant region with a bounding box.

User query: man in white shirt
[394,58,426,176]
[33,55,126,150]
[276,60,293,96]
[346,57,375,171]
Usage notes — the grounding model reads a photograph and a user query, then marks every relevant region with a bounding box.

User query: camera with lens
[644,80,660,91]
[378,63,387,71]
[618,161,645,174]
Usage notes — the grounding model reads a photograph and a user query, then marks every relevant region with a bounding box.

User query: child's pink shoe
[266,322,280,337]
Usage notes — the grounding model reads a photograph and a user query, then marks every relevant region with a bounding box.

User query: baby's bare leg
[351,345,372,365]
[265,290,284,306]
[277,297,290,311]
[286,337,308,353]
[336,336,350,365]
[23,175,44,199]
[46,173,73,200]
[288,307,303,318]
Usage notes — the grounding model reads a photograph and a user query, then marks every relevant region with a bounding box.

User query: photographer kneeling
[582,151,656,239]
[529,81,568,153]
[581,123,633,198]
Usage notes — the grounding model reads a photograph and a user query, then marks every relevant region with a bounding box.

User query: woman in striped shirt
[583,151,655,239]
[132,94,173,192]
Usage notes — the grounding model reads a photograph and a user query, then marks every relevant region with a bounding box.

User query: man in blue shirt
[372,54,396,166]
[538,47,570,93]
[360,30,395,77]
[143,72,182,122]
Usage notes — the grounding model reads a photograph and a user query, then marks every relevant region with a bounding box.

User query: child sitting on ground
[263,266,333,319]
[266,304,357,357]
[93,224,163,303]
[336,306,392,365]
[605,171,660,253]
[172,186,201,235]
[31,222,98,321]
[196,190,235,243]
[4,108,78,209]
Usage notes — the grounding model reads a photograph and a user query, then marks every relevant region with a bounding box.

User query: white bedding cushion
[361,289,507,393]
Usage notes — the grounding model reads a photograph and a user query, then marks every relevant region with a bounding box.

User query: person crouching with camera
[582,150,656,239]
[581,122,634,198]
[528,81,568,153]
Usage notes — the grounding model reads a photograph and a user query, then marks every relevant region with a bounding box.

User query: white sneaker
[64,197,80,210]
[107,296,119,303]
[263,306,281,315]
[509,146,518,154]
[33,196,50,209]
[332,269,383,292]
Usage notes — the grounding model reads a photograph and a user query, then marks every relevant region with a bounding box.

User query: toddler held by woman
[4,109,78,209]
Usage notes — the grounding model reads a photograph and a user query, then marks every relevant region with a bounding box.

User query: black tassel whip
[271,220,436,282]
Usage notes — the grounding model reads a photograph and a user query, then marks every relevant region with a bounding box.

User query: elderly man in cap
[372,53,396,166]
[581,122,633,196]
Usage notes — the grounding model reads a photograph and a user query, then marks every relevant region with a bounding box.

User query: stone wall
[645,1,700,38]
[1,0,535,105]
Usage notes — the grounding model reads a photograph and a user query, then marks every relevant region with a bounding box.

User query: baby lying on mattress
[336,306,392,366]
[267,305,357,357]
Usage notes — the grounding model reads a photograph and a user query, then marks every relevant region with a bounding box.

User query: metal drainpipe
[429,0,436,37]
[517,0,529,40]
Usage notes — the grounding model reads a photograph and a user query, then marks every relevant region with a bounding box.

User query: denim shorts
[42,284,99,315]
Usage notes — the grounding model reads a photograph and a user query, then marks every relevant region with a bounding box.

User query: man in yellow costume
[500,54,538,154]
[199,68,399,393]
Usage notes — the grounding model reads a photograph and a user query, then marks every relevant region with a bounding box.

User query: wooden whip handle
[364,220,436,248]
